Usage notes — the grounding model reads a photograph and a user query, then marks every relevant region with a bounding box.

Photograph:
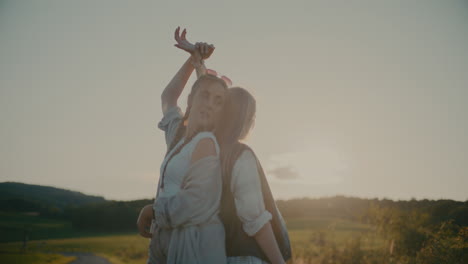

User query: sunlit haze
[1,0,467,201]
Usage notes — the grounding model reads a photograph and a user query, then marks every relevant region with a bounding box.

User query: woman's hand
[174,27,195,54]
[195,42,215,60]
[174,27,215,60]
[136,204,154,238]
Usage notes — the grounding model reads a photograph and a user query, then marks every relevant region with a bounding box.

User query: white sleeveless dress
[147,106,226,264]
[157,131,220,199]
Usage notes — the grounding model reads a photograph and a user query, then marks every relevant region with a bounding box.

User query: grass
[0,212,135,243]
[0,212,75,242]
[0,216,387,264]
[286,216,384,247]
[0,234,150,264]
[285,216,386,263]
[0,252,75,264]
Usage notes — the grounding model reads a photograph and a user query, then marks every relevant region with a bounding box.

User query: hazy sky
[1,0,467,201]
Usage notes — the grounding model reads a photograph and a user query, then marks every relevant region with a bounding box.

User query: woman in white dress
[136,27,229,264]
[169,31,293,262]
[218,87,292,264]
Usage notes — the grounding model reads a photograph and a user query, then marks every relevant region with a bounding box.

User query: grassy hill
[0,182,111,242]
[1,181,467,263]
[0,182,106,212]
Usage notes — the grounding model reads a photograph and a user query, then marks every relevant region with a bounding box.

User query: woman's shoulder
[191,131,219,146]
[233,146,258,171]
[188,131,220,156]
[192,131,217,140]
[236,145,256,162]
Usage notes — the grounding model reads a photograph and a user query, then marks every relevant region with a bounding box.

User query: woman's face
[187,81,226,132]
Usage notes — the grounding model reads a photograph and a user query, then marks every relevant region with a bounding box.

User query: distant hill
[0,182,466,243]
[0,182,107,212]
[0,182,151,242]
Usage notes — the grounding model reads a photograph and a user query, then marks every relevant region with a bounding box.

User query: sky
[1,0,467,201]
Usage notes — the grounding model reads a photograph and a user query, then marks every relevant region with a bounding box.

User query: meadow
[1,193,466,264]
[0,215,384,264]
[1,211,92,243]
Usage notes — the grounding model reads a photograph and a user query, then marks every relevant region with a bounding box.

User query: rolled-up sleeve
[231,150,272,236]
[157,106,183,147]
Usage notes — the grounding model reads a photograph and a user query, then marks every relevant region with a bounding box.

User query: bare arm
[161,27,214,114]
[192,52,207,79]
[254,222,286,264]
[160,56,195,114]
[231,150,285,264]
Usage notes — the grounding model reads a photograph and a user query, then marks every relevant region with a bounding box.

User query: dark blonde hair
[166,74,228,153]
[218,87,256,175]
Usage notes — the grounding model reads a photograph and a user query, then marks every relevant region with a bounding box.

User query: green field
[0,215,385,264]
[0,212,76,243]
[0,212,135,243]
[2,186,466,263]
[0,252,75,264]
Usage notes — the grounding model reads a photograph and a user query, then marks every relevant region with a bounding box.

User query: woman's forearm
[193,56,207,78]
[161,56,195,113]
[254,222,285,264]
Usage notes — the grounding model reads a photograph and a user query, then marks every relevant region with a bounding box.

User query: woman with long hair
[137,27,229,264]
[172,34,292,262]
[218,87,292,264]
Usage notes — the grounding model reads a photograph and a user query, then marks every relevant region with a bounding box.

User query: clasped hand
[174,26,215,61]
[136,204,153,238]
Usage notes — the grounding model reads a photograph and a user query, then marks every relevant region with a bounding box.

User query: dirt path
[61,252,113,264]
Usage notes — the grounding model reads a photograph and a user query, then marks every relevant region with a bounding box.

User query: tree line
[3,195,467,232]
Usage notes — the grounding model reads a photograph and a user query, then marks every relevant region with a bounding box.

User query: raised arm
[161,56,195,114]
[161,27,214,114]
[173,27,213,78]
[191,46,208,79]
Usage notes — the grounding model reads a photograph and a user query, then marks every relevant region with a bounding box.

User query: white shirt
[231,149,273,236]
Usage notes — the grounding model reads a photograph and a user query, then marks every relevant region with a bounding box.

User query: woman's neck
[185,124,199,139]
